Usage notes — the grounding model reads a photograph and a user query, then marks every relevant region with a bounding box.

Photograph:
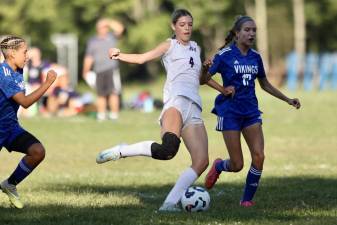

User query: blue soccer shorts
[215,114,262,131]
[0,124,40,153]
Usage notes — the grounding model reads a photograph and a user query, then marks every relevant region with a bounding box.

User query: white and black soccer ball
[181,186,210,212]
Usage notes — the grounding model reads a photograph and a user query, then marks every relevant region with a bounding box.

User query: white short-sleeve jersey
[161,39,202,109]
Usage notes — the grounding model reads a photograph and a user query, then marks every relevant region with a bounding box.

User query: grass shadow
[0,176,336,225]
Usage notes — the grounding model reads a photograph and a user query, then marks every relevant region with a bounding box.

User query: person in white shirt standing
[96,9,234,212]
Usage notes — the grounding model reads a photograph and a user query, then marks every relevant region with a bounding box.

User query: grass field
[0,81,336,225]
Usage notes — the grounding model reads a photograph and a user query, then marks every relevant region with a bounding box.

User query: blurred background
[0,2,336,223]
[0,0,336,117]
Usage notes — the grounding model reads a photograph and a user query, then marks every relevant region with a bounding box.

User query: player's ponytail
[219,15,254,50]
[171,9,193,39]
[218,29,235,50]
[0,36,26,58]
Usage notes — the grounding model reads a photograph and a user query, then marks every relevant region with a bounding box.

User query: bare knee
[230,160,244,172]
[28,144,46,163]
[252,151,265,169]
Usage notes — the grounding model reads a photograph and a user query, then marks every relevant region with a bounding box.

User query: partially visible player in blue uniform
[0,36,56,208]
[200,16,301,207]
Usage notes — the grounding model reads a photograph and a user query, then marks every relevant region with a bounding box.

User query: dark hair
[171,9,193,39]
[219,15,254,50]
[0,36,26,58]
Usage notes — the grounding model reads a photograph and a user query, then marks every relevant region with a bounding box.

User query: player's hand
[288,98,301,109]
[202,59,212,70]
[109,48,121,59]
[223,85,235,98]
[46,70,57,85]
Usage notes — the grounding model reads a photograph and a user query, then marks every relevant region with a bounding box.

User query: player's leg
[96,107,182,163]
[96,96,107,120]
[205,117,243,189]
[182,123,208,176]
[1,130,45,209]
[108,93,119,119]
[107,69,120,120]
[160,123,208,211]
[240,121,264,207]
[96,71,108,121]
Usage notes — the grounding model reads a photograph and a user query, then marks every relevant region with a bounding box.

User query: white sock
[163,167,198,204]
[120,141,153,157]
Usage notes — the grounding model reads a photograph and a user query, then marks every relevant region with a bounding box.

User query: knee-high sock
[241,165,262,202]
[163,167,198,204]
[119,141,153,157]
[8,158,33,185]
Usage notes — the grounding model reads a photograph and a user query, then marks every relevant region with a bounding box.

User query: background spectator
[82,18,124,121]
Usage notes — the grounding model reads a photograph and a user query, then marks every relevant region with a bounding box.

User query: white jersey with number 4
[161,39,202,109]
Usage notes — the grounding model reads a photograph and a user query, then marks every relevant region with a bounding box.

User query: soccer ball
[181,186,210,212]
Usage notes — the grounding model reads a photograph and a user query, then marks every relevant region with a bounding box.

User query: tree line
[0,0,336,83]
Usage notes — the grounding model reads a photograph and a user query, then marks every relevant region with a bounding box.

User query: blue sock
[241,165,262,202]
[8,159,33,185]
[215,159,231,173]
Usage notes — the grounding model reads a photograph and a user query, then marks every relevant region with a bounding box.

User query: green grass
[0,81,336,225]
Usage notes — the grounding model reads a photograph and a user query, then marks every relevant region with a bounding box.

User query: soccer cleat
[204,158,223,189]
[0,180,24,209]
[240,200,255,207]
[158,202,182,212]
[96,144,124,164]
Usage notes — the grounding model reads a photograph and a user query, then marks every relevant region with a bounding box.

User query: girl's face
[236,20,256,47]
[172,15,193,44]
[13,42,28,69]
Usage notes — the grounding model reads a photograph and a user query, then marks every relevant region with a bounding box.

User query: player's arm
[200,59,212,85]
[108,19,124,38]
[200,58,235,97]
[109,40,170,64]
[12,70,57,108]
[207,79,235,97]
[258,77,301,109]
[82,55,93,79]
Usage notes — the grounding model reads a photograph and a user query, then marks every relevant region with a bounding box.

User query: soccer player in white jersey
[96,9,234,212]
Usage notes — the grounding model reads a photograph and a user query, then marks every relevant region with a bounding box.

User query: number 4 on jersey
[189,57,194,68]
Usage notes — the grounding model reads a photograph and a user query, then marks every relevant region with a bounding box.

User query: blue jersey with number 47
[208,44,266,117]
[0,62,25,135]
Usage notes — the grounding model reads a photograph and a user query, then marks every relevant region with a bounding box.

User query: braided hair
[219,15,254,50]
[0,36,26,59]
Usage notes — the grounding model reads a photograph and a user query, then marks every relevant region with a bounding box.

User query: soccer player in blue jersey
[0,36,56,208]
[201,16,301,207]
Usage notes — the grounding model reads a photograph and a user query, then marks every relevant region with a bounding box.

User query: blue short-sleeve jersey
[0,62,25,134]
[208,44,266,117]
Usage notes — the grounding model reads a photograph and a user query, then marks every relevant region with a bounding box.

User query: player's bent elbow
[19,102,30,109]
[199,78,206,85]
[21,101,33,109]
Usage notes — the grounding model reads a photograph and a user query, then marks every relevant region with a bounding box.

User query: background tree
[255,0,269,72]
[293,0,306,77]
[0,0,335,84]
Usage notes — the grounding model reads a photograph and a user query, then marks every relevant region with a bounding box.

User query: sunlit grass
[0,80,336,225]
